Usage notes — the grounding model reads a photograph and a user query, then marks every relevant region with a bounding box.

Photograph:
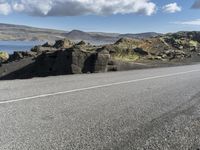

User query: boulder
[161,54,168,59]
[115,38,133,45]
[133,47,148,56]
[165,50,185,56]
[148,55,163,60]
[53,39,73,49]
[77,40,87,46]
[31,46,57,53]
[70,47,89,74]
[70,45,109,74]
[9,51,37,61]
[42,42,53,47]
[190,46,197,52]
[94,50,110,72]
[13,51,24,60]
[164,50,187,60]
[97,45,116,54]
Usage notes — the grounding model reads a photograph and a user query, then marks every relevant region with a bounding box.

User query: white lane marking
[1,69,200,104]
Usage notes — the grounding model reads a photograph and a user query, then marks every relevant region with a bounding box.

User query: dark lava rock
[53,39,73,49]
[94,50,110,72]
[97,45,116,54]
[42,42,53,47]
[9,51,37,61]
[115,38,131,45]
[70,46,91,74]
[32,46,110,76]
[76,40,87,46]
[164,50,188,60]
[1,43,111,79]
[133,47,148,56]
[170,31,200,42]
[31,46,57,53]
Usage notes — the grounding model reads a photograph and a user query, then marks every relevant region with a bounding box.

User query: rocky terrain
[0,31,200,80]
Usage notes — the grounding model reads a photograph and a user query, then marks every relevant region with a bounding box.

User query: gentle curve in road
[0,64,200,149]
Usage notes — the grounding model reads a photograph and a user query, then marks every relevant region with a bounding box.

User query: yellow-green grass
[113,54,140,62]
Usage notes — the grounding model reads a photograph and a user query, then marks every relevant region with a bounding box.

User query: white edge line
[0,69,200,104]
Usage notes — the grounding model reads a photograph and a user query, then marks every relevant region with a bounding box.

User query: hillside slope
[0,23,66,41]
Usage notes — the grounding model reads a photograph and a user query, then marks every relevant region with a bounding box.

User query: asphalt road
[0,64,200,150]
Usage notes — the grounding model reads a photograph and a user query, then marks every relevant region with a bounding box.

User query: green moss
[189,40,198,47]
[0,51,9,61]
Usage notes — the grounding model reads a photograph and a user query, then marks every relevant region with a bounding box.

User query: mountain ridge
[0,23,161,44]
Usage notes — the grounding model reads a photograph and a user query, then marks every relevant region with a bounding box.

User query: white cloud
[192,0,200,9]
[12,3,25,12]
[173,19,200,26]
[162,3,182,13]
[0,2,12,15]
[0,0,157,16]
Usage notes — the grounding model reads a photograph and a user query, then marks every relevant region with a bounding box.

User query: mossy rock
[0,51,9,63]
[189,40,198,48]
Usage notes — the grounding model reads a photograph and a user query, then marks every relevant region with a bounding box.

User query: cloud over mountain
[0,0,157,16]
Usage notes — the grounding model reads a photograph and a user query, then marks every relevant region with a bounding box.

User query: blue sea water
[0,41,43,54]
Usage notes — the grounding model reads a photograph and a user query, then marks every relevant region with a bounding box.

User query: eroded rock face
[16,43,111,78]
[70,46,91,74]
[94,50,110,72]
[69,46,110,73]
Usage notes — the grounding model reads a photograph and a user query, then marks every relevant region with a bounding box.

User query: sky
[0,0,200,33]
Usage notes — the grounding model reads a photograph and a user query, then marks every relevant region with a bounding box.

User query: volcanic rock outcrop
[0,31,200,80]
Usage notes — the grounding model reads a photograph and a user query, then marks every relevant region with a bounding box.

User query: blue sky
[0,0,200,33]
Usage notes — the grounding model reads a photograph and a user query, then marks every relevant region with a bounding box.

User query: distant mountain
[0,23,67,41]
[0,23,161,44]
[119,32,162,39]
[65,30,93,41]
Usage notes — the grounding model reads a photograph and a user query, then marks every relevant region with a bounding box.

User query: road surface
[0,64,200,149]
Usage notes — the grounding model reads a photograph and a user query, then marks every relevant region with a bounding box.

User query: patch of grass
[0,51,9,61]
[113,54,140,62]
